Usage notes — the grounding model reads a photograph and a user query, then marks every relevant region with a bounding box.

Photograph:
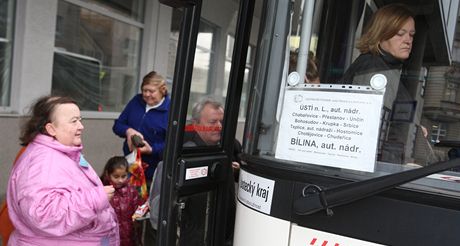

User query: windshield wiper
[294,159,460,216]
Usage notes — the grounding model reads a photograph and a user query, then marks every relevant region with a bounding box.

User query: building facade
[0,0,258,200]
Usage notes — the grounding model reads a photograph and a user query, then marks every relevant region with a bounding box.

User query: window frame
[0,0,16,110]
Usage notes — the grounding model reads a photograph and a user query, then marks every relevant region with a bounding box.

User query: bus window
[245,0,460,196]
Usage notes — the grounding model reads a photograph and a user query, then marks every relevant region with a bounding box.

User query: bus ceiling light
[370,73,387,91]
[288,71,301,86]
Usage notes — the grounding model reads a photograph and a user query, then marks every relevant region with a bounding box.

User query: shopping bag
[128,148,148,201]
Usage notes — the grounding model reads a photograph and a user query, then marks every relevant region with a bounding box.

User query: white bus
[156,0,460,245]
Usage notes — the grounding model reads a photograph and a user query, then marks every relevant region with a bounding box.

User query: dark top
[340,51,404,109]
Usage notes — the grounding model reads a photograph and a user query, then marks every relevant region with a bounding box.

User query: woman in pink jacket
[7,96,120,245]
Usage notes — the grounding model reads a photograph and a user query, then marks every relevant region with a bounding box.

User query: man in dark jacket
[149,97,240,246]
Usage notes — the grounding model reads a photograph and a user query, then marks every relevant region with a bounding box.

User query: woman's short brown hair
[20,96,77,145]
[357,3,414,55]
[141,71,168,96]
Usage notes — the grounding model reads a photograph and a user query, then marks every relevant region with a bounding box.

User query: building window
[430,123,446,144]
[419,66,427,97]
[444,82,458,102]
[0,0,15,107]
[52,0,142,112]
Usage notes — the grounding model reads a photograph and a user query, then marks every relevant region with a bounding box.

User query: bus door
[156,0,254,245]
[234,0,460,246]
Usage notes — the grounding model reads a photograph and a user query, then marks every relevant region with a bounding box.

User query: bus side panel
[233,201,290,246]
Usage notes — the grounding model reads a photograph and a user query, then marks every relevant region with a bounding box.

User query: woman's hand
[126,128,143,151]
[232,161,240,173]
[139,140,153,155]
[104,185,115,200]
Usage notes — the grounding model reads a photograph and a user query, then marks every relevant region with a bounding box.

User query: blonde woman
[113,71,170,183]
[341,3,415,109]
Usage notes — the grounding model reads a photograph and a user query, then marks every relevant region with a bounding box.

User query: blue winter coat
[113,94,170,180]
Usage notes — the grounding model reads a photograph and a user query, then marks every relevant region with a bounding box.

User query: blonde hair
[141,71,168,96]
[357,4,414,55]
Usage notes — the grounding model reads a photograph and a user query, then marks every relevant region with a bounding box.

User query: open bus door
[156,0,254,245]
[156,0,460,245]
[233,0,460,246]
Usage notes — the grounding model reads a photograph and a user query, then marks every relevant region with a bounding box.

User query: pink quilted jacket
[7,134,120,245]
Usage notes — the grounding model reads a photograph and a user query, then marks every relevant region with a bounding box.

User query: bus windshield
[245,0,460,197]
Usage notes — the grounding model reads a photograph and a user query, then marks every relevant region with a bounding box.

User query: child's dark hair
[101,156,129,184]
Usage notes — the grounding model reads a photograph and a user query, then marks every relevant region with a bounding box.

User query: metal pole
[296,0,315,79]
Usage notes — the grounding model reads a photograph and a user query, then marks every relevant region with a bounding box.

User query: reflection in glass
[430,123,446,144]
[86,0,145,22]
[189,20,217,104]
[53,1,141,112]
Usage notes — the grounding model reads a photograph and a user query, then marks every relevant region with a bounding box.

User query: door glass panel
[245,0,460,196]
[178,191,215,246]
[169,0,241,244]
[223,36,254,119]
[177,0,242,148]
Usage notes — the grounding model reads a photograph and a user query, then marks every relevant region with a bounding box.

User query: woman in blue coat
[113,71,170,182]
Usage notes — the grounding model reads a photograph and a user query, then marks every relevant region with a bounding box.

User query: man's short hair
[191,97,223,123]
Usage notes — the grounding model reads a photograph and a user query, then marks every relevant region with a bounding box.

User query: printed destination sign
[275,87,384,172]
[238,169,275,214]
